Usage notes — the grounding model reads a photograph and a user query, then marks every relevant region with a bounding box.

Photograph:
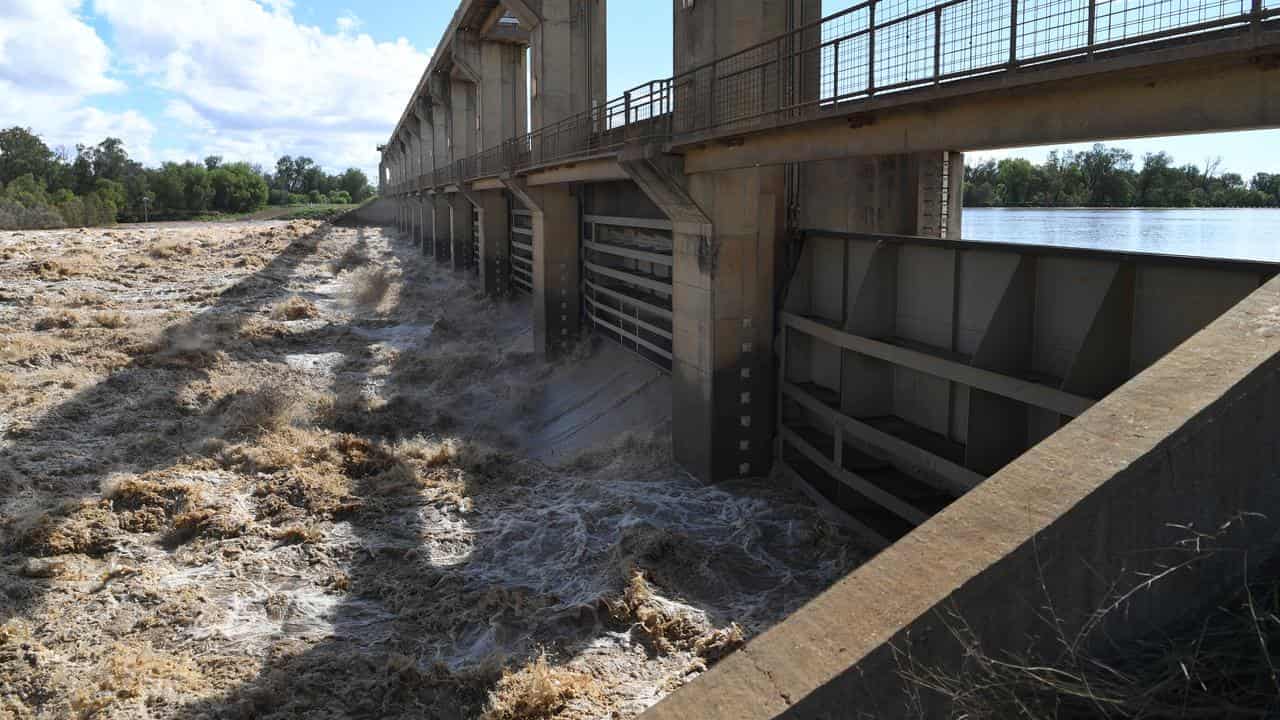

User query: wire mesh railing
[394,0,1275,194]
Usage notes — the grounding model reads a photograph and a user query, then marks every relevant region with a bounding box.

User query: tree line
[0,127,376,230]
[965,143,1280,208]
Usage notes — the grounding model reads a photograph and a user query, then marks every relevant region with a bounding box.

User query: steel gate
[580,214,674,370]
[509,207,533,295]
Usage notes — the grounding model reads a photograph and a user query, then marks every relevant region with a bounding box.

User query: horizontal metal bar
[511,209,533,217]
[583,279,673,321]
[583,261,674,296]
[783,382,984,496]
[777,459,892,549]
[585,309,674,361]
[783,312,1095,418]
[510,276,532,293]
[804,229,1280,274]
[511,226,533,236]
[509,253,533,268]
[583,214,675,232]
[510,240,533,254]
[583,240,674,267]
[584,294,674,340]
[781,426,931,526]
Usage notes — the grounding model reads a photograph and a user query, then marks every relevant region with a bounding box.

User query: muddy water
[0,221,867,719]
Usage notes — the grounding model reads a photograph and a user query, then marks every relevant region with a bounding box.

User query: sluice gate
[780,230,1277,544]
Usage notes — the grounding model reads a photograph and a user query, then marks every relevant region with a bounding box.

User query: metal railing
[392,0,1277,194]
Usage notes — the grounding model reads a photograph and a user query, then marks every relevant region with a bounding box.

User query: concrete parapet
[643,275,1280,718]
[336,197,397,226]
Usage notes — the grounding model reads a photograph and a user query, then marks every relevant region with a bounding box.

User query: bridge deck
[389,1,1280,196]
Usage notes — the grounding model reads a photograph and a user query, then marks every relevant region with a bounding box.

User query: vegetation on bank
[0,127,376,230]
[897,523,1280,718]
[965,143,1280,208]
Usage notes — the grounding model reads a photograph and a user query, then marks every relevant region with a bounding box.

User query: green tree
[90,138,132,181]
[337,168,371,202]
[209,163,269,213]
[1,174,49,207]
[996,158,1036,205]
[0,127,56,186]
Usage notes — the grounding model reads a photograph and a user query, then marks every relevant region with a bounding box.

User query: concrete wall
[644,274,1280,719]
[338,197,398,226]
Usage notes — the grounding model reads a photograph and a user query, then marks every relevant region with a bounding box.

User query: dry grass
[896,525,1280,719]
[482,653,601,720]
[271,295,320,321]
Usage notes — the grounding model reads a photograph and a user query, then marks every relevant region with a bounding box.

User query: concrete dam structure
[380,0,1280,715]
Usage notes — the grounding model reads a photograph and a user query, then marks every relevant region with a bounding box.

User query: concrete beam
[499,0,541,30]
[681,43,1280,174]
[526,158,630,186]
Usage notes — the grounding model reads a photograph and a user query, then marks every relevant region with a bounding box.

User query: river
[963,208,1280,263]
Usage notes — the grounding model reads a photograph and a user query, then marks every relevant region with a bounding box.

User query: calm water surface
[963,208,1280,263]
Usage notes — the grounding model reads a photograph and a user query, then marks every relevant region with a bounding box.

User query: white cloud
[93,0,430,174]
[0,0,119,98]
[0,0,160,162]
[164,100,214,132]
[336,11,363,34]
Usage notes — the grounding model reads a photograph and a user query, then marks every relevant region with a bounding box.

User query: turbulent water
[0,221,866,719]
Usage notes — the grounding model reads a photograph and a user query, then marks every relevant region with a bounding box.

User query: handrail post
[1087,0,1097,57]
[1253,0,1263,33]
[933,7,943,82]
[708,65,717,131]
[868,0,877,95]
[1009,0,1019,68]
[624,90,632,136]
[833,38,841,100]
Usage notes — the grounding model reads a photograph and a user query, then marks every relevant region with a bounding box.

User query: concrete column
[463,188,510,296]
[446,193,473,272]
[415,98,434,182]
[430,75,451,174]
[411,195,423,249]
[433,194,451,264]
[378,158,387,194]
[425,193,437,258]
[450,76,476,164]
[621,148,783,481]
[504,179,580,359]
[418,196,431,255]
[521,0,606,129]
[478,37,528,147]
[674,0,820,73]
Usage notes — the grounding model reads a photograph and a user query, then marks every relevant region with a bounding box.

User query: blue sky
[0,1,1276,181]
